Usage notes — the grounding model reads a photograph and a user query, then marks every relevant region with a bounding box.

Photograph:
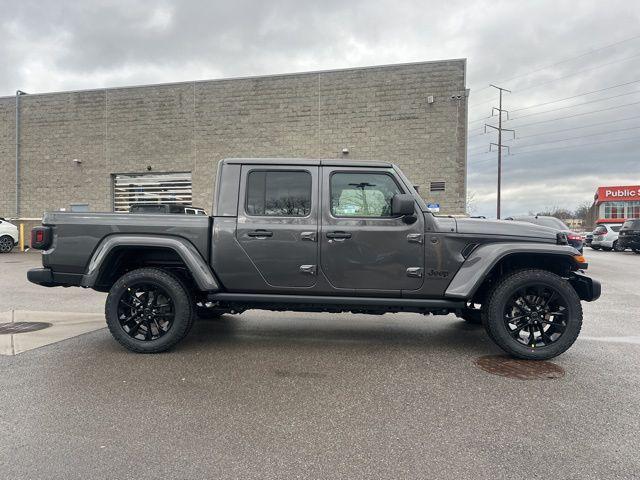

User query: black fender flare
[444,242,581,300]
[81,234,220,291]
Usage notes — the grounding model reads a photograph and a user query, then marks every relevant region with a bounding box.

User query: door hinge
[406,267,423,278]
[407,233,423,244]
[299,265,317,275]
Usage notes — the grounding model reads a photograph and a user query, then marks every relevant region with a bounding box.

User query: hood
[453,217,559,241]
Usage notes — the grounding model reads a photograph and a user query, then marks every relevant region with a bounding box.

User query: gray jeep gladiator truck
[28,158,600,359]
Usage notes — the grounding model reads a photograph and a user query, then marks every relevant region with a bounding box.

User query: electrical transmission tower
[484,84,515,219]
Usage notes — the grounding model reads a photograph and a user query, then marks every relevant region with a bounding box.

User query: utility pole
[484,85,514,219]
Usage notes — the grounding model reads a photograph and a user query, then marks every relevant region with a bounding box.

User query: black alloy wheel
[105,268,194,353]
[503,284,568,348]
[0,236,14,253]
[483,269,582,360]
[613,241,625,252]
[117,284,175,341]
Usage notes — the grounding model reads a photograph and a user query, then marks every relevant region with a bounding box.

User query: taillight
[567,234,581,241]
[30,226,52,250]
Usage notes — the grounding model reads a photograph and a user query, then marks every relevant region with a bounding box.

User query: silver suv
[590,223,624,251]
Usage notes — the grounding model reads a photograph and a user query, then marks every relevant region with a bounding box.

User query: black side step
[207,292,464,311]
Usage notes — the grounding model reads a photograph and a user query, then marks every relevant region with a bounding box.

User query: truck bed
[41,212,211,274]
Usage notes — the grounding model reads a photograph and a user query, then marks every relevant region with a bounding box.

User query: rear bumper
[27,268,55,287]
[570,271,601,302]
[27,268,83,288]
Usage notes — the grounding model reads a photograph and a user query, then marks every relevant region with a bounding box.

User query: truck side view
[28,159,601,359]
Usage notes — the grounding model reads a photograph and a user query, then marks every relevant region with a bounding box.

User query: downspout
[15,90,26,217]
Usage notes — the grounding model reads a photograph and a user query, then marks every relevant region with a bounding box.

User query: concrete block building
[0,60,468,219]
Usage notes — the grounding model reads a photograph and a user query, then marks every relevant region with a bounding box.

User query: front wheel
[482,269,582,360]
[0,236,14,253]
[613,241,625,252]
[105,268,195,353]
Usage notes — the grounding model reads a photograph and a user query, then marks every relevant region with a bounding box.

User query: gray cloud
[1,0,640,217]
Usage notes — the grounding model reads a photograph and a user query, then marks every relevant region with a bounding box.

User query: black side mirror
[391,194,415,216]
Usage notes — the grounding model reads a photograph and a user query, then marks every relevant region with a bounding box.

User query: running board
[206,292,464,312]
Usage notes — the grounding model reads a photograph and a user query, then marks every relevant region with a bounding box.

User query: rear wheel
[482,269,582,360]
[0,236,14,253]
[634,249,640,254]
[105,268,195,353]
[613,241,625,252]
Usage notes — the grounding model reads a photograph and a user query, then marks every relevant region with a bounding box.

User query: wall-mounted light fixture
[342,148,349,155]
[73,158,82,165]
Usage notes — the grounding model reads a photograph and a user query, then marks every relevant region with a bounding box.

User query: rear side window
[611,226,622,232]
[246,170,311,217]
[330,172,402,217]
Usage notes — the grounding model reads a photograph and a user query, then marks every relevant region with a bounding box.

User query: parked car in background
[129,204,206,215]
[0,218,19,253]
[505,216,584,253]
[584,231,594,248]
[590,223,624,251]
[618,219,640,254]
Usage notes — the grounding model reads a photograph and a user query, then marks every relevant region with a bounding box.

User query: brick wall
[0,60,467,218]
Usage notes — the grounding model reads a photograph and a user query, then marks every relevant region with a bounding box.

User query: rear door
[319,166,425,293]
[236,165,319,288]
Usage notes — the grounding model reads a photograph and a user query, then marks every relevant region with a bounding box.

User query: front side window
[330,172,402,217]
[246,170,311,216]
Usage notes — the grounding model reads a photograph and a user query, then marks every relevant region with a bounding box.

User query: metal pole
[497,89,502,219]
[15,90,20,218]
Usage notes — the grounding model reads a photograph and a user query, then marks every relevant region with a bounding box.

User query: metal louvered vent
[113,173,193,212]
[430,181,446,192]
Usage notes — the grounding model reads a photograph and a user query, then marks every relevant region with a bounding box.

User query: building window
[430,181,446,192]
[626,201,640,219]
[604,202,627,219]
[246,170,311,217]
[330,172,402,217]
[113,172,192,213]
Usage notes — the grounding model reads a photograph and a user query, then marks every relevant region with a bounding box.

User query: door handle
[301,231,317,242]
[247,229,273,238]
[326,231,352,240]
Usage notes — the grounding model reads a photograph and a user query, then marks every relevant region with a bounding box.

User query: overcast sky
[1,0,639,218]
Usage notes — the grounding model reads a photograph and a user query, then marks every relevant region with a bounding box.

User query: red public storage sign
[596,185,640,203]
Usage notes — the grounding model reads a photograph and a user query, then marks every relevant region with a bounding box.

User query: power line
[503,114,640,141]
[506,89,640,121]
[513,51,640,93]
[510,124,640,150]
[509,78,640,113]
[511,134,640,156]
[470,85,640,124]
[504,99,640,128]
[469,32,640,100]
[468,134,640,166]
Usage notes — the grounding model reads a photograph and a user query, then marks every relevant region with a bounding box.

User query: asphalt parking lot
[1,250,639,479]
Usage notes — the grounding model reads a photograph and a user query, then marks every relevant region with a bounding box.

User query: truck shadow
[182,313,493,355]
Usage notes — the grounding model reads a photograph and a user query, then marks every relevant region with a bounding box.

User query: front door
[236,165,319,289]
[320,167,425,292]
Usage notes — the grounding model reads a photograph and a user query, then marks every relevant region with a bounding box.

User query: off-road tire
[482,269,582,360]
[105,268,195,353]
[613,241,625,252]
[0,235,14,253]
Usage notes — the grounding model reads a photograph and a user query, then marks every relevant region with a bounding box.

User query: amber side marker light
[574,255,588,269]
